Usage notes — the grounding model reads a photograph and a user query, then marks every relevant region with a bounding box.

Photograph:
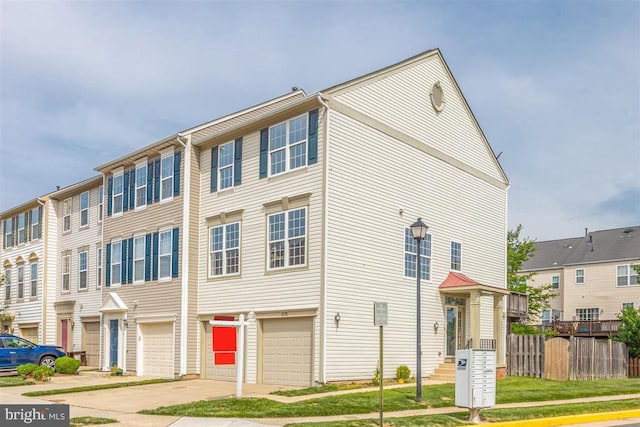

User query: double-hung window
[135,164,147,209]
[62,255,70,292]
[617,265,639,287]
[218,142,234,190]
[158,230,172,279]
[133,236,145,282]
[80,191,89,227]
[30,262,37,297]
[112,174,124,215]
[552,275,560,289]
[575,268,585,284]
[111,241,122,286]
[63,198,72,232]
[209,222,240,276]
[160,155,174,201]
[450,241,461,271]
[5,218,13,247]
[4,268,10,301]
[78,251,88,290]
[269,115,308,176]
[17,265,24,299]
[576,308,598,321]
[404,228,431,280]
[98,185,104,223]
[96,247,102,288]
[17,213,26,244]
[268,207,306,270]
[31,207,39,238]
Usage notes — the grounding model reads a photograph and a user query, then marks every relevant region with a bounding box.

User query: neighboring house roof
[48,175,103,200]
[521,226,640,271]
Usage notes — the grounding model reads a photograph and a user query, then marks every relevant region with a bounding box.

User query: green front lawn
[0,376,35,387]
[140,377,640,418]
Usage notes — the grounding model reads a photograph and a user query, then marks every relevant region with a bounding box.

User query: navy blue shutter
[123,171,129,212]
[146,163,154,204]
[210,146,218,192]
[121,241,127,284]
[105,243,112,286]
[308,109,319,165]
[259,128,268,178]
[152,232,159,280]
[127,238,133,284]
[153,160,160,202]
[144,233,151,282]
[234,137,242,186]
[173,151,181,196]
[171,228,179,278]
[129,169,135,210]
[107,178,113,216]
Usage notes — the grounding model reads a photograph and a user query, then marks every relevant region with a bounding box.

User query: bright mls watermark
[1,405,69,426]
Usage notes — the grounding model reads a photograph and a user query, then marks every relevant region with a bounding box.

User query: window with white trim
[552,275,560,289]
[4,267,10,301]
[209,222,240,276]
[63,198,72,232]
[575,268,585,284]
[268,207,306,269]
[31,207,40,238]
[111,241,122,286]
[133,236,145,282]
[160,155,174,201]
[404,228,431,280]
[79,251,88,290]
[218,141,234,190]
[62,255,70,292]
[450,241,461,271]
[17,213,26,244]
[576,308,598,321]
[622,302,635,310]
[30,262,37,297]
[159,230,172,279]
[5,218,13,247]
[617,265,639,287]
[135,164,147,209]
[80,191,89,227]
[98,185,104,223]
[112,174,124,215]
[269,115,308,176]
[96,247,102,288]
[17,265,24,299]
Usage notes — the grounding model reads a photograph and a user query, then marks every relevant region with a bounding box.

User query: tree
[507,225,556,323]
[614,306,640,358]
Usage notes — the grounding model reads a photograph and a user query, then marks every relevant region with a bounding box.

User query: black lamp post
[410,217,429,403]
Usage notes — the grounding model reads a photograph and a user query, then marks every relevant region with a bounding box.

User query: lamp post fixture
[410,217,429,403]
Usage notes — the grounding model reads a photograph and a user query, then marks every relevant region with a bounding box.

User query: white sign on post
[373,302,388,326]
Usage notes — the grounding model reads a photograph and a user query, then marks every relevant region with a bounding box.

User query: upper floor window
[63,198,72,232]
[552,275,560,289]
[267,207,306,270]
[211,139,242,192]
[31,207,40,238]
[4,267,10,301]
[404,228,431,280]
[111,241,122,286]
[96,247,102,288]
[17,265,24,299]
[219,142,234,190]
[98,185,104,223]
[80,191,89,227]
[159,230,173,279]
[209,222,240,277]
[62,255,70,292]
[617,265,639,287]
[575,268,585,284]
[5,218,13,247]
[450,241,461,271]
[135,165,147,209]
[133,236,145,282]
[112,174,124,215]
[160,155,174,201]
[17,213,26,244]
[269,115,307,176]
[576,308,598,321]
[79,251,88,290]
[30,262,37,297]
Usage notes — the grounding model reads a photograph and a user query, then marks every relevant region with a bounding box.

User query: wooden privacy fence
[628,358,640,377]
[506,334,544,377]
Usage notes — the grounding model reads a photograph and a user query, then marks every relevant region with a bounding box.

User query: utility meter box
[455,349,496,408]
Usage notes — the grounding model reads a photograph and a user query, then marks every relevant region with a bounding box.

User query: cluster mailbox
[455,349,496,423]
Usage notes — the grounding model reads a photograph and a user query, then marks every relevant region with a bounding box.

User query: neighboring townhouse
[0,197,53,344]
[193,48,509,386]
[48,176,104,366]
[521,226,640,324]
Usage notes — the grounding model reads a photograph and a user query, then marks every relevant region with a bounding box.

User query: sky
[1,0,638,242]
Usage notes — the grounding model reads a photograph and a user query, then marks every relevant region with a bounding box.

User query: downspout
[36,198,47,343]
[176,133,190,376]
[317,93,330,384]
[99,172,106,371]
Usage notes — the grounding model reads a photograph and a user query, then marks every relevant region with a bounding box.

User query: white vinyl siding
[62,255,70,292]
[80,191,89,227]
[79,251,88,290]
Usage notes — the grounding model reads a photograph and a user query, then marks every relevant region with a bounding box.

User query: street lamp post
[410,218,429,403]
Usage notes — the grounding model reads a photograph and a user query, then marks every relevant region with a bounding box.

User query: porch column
[493,294,504,363]
[470,289,481,348]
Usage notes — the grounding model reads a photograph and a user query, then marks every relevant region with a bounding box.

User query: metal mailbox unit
[455,349,496,423]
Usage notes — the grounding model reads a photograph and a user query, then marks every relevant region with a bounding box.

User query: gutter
[36,198,47,343]
[176,133,190,376]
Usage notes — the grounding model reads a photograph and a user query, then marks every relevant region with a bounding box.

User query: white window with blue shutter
[211,138,242,192]
[134,159,148,210]
[112,173,124,216]
[110,240,122,286]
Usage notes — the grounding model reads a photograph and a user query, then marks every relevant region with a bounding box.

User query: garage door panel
[262,317,312,387]
[140,322,174,378]
[82,322,100,366]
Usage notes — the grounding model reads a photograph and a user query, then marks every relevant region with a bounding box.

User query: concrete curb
[486,409,640,427]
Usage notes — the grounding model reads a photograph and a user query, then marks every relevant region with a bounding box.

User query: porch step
[429,362,455,382]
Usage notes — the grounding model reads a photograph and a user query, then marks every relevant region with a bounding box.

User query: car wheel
[40,356,56,369]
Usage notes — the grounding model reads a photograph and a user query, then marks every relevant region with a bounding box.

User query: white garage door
[203,321,236,381]
[262,317,312,386]
[20,327,39,344]
[82,322,100,367]
[140,322,174,378]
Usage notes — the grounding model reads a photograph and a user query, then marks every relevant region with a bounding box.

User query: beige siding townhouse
[521,226,640,324]
[48,176,104,366]
[193,49,510,386]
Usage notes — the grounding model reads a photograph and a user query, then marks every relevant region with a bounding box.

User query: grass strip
[23,378,176,397]
[70,417,118,426]
[0,377,35,387]
[272,383,366,397]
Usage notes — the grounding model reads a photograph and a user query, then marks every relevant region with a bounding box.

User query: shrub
[55,356,81,374]
[396,365,411,381]
[17,363,39,378]
[32,366,54,381]
[372,366,380,386]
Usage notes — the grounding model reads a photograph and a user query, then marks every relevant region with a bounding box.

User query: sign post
[210,314,251,398]
[373,302,388,426]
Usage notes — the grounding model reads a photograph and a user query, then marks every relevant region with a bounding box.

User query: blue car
[0,334,66,372]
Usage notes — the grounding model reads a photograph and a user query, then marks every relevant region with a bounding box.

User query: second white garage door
[82,322,100,367]
[140,322,174,378]
[262,317,313,386]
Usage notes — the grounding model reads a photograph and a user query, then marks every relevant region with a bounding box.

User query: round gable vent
[430,81,445,112]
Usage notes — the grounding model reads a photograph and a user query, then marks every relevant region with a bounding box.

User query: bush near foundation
[55,356,81,374]
[17,363,40,378]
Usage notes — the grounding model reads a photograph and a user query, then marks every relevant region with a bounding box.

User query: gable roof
[521,226,640,271]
